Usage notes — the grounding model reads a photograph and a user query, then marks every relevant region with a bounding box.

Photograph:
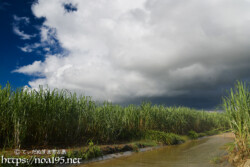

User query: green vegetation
[65,141,102,160]
[130,140,158,147]
[210,156,223,164]
[0,83,229,149]
[187,129,224,139]
[223,81,250,164]
[222,142,235,152]
[82,141,102,159]
[188,130,199,139]
[145,130,185,145]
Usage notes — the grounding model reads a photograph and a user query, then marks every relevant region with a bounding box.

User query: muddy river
[80,133,234,167]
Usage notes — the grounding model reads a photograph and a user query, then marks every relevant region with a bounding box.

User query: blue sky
[1,0,250,109]
[0,0,44,88]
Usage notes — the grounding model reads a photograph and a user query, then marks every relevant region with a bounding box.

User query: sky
[1,0,250,109]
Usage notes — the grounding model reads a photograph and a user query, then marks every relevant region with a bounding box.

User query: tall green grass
[223,81,250,154]
[0,83,229,149]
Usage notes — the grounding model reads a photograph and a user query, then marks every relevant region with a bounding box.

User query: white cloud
[19,46,33,53]
[13,60,44,75]
[13,15,36,40]
[19,43,41,52]
[13,15,30,24]
[15,0,250,102]
[13,26,34,40]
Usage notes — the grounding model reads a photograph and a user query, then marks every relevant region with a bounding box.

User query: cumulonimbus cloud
[15,0,250,103]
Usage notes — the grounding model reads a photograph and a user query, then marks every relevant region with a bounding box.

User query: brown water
[80,133,234,167]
